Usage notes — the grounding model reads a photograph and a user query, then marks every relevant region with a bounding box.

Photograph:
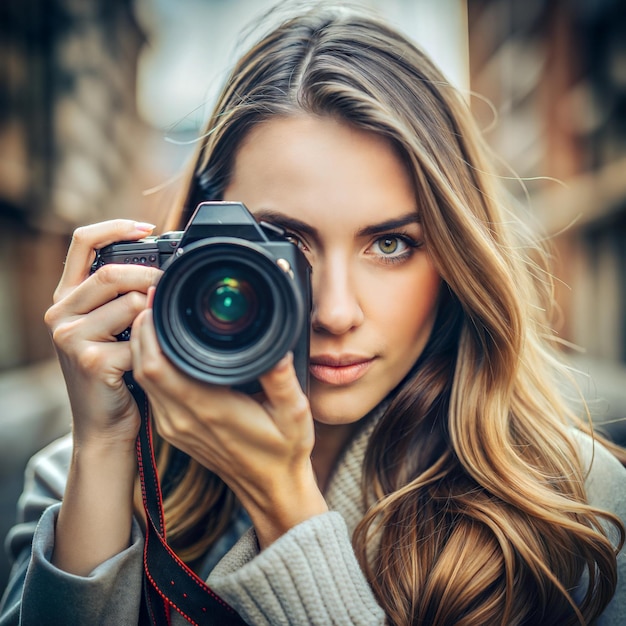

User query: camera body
[94,201,311,393]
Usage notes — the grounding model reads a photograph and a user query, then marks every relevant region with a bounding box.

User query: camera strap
[127,374,247,626]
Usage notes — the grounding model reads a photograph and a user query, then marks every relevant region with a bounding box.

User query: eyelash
[283,231,307,250]
[284,230,423,265]
[370,233,422,264]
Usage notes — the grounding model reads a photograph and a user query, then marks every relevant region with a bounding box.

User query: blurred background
[1,0,625,591]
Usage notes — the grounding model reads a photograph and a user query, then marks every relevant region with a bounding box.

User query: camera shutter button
[277,258,294,279]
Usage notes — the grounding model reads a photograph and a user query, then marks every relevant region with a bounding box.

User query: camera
[93,201,311,393]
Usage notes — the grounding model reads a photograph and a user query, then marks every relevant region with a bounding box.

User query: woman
[1,3,625,625]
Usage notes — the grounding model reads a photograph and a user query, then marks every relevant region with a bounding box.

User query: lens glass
[178,264,272,351]
[202,276,257,333]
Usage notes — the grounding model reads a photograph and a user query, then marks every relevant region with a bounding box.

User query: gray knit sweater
[1,416,625,625]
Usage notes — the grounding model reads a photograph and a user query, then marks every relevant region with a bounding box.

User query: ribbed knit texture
[207,514,384,625]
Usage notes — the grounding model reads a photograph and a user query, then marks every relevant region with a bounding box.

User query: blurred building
[0,0,148,589]
[0,0,148,369]
[468,0,626,442]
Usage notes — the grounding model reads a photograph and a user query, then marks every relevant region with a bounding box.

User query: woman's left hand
[130,293,328,547]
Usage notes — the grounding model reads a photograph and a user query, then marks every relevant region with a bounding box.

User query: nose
[310,256,364,335]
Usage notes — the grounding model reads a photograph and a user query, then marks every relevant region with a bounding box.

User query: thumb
[259,352,312,442]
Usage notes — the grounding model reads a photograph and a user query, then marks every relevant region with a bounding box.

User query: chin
[309,386,381,427]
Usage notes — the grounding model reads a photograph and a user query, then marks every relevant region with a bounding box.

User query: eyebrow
[253,209,421,240]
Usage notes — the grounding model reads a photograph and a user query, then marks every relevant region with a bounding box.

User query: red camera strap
[128,376,247,626]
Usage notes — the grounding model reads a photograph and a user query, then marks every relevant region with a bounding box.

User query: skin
[44,220,161,575]
[45,114,441,574]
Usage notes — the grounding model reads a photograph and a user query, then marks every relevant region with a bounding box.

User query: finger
[56,219,156,299]
[130,308,221,399]
[258,352,312,441]
[130,308,158,376]
[129,310,210,434]
[146,285,156,309]
[130,308,248,421]
[60,264,162,317]
[130,307,168,387]
[57,340,134,382]
[66,291,152,343]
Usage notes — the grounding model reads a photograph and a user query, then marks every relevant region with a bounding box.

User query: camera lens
[152,238,305,386]
[202,276,257,333]
[179,264,271,352]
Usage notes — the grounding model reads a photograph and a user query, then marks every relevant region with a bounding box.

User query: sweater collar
[324,400,388,535]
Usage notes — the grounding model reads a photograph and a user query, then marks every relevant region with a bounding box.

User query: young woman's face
[223,115,441,426]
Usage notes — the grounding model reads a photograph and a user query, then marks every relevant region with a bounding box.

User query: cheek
[368,265,441,343]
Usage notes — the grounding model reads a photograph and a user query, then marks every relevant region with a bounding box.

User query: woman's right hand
[44,219,162,449]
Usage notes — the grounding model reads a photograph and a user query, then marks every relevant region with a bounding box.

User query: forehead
[225,115,418,229]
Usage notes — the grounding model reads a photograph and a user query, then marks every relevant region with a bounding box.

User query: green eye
[378,237,399,254]
[370,233,422,265]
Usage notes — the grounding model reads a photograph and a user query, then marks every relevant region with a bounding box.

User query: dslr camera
[94,201,311,393]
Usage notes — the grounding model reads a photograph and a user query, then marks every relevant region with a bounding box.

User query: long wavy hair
[150,3,625,623]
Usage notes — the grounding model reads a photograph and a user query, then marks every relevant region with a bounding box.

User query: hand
[44,220,162,449]
[46,219,165,575]
[131,302,328,547]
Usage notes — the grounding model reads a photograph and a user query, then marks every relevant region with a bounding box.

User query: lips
[309,355,375,386]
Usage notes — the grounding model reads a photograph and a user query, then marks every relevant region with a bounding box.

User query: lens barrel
[152,238,305,386]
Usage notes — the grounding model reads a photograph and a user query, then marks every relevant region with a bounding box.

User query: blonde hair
[154,3,625,623]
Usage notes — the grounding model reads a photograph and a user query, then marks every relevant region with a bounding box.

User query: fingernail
[146,286,156,308]
[275,351,293,371]
[134,221,156,233]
